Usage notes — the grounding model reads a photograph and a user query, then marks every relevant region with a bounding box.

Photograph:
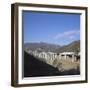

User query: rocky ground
[24,51,80,77]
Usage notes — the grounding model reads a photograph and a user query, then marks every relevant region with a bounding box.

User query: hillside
[24,42,60,52]
[24,40,80,53]
[56,40,80,53]
[24,51,61,77]
[24,51,80,77]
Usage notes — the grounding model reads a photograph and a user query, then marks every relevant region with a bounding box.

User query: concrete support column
[52,54,53,60]
[72,54,74,62]
[64,55,67,60]
[59,54,61,60]
[45,54,47,60]
[74,56,76,61]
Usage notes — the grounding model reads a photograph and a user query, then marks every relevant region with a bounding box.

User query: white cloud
[54,30,80,40]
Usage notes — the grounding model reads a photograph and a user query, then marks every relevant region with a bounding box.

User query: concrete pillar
[47,54,49,60]
[74,55,76,61]
[59,54,61,60]
[54,54,55,60]
[55,54,57,59]
[72,54,74,62]
[44,54,46,59]
[64,55,67,60]
[43,54,44,58]
[51,54,53,60]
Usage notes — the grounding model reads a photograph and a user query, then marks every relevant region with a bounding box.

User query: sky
[23,11,80,46]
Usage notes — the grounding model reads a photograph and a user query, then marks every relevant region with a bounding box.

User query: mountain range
[24,40,80,53]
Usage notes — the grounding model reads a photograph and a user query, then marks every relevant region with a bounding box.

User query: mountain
[24,42,60,52]
[24,40,80,53]
[56,40,80,53]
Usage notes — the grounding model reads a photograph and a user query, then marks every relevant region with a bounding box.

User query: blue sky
[23,11,80,45]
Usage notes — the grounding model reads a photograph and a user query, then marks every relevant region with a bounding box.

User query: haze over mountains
[24,40,80,53]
